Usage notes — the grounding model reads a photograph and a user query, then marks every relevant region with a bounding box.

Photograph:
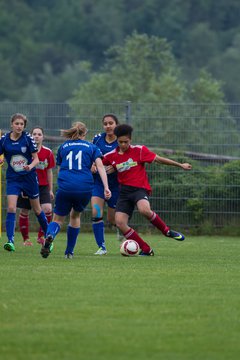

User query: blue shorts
[54,189,92,216]
[7,172,39,199]
[92,183,119,209]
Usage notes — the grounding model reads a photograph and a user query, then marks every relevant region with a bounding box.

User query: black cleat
[40,235,53,258]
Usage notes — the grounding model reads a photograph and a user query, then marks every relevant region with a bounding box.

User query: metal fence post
[125,101,131,124]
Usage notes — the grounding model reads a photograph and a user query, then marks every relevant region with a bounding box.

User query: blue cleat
[139,249,154,256]
[166,230,185,241]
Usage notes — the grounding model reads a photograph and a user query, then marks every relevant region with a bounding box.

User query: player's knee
[7,206,16,213]
[42,205,52,213]
[92,203,102,220]
[139,208,152,218]
[91,216,103,223]
[20,208,29,216]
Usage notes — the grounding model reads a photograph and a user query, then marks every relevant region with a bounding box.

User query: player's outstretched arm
[154,155,192,171]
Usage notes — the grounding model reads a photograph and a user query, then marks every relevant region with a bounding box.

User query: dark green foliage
[1,0,240,102]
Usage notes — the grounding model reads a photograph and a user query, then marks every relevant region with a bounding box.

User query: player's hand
[50,190,54,201]
[23,165,31,171]
[181,163,192,170]
[105,165,115,174]
[104,188,112,200]
[91,164,97,173]
[0,157,4,166]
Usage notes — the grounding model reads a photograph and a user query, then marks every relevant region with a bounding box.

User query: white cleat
[94,247,107,255]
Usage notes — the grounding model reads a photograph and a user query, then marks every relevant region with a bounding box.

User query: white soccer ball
[120,239,140,257]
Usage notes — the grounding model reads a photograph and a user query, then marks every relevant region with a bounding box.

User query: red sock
[124,228,151,253]
[150,212,169,235]
[38,211,52,239]
[19,213,29,241]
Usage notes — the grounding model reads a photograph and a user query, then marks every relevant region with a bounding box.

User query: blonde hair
[61,122,88,140]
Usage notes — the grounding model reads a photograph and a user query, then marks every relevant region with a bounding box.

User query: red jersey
[103,145,156,192]
[35,146,55,186]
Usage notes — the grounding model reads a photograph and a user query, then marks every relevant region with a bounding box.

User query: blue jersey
[93,133,118,188]
[0,131,38,180]
[56,139,102,193]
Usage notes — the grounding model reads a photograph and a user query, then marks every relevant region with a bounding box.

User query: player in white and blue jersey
[40,121,111,259]
[0,113,48,252]
[91,113,122,255]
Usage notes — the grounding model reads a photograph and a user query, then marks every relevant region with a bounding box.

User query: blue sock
[46,221,61,240]
[6,212,16,243]
[65,225,80,255]
[92,221,106,250]
[36,211,48,236]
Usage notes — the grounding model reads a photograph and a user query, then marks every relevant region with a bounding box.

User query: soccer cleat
[37,237,45,245]
[4,242,15,252]
[94,247,107,255]
[23,240,33,246]
[40,235,54,258]
[64,253,73,259]
[139,249,154,256]
[166,229,185,241]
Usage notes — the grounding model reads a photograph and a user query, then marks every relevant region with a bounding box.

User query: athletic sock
[65,225,80,255]
[36,211,48,236]
[92,221,106,250]
[19,213,29,241]
[150,212,169,235]
[46,221,61,239]
[6,212,16,243]
[124,228,151,253]
[38,211,52,239]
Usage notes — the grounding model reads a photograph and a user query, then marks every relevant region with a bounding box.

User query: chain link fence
[1,102,240,234]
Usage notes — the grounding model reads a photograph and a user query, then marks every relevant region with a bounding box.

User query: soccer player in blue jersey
[91,113,122,255]
[0,113,48,252]
[40,121,111,259]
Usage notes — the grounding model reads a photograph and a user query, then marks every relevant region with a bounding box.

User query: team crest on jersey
[116,158,138,172]
[21,146,27,153]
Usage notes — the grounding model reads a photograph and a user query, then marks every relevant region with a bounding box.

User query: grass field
[0,232,239,360]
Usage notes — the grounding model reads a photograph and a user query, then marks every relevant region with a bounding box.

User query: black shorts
[115,185,150,217]
[17,185,51,210]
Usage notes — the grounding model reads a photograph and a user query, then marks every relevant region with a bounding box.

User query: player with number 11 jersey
[56,139,102,193]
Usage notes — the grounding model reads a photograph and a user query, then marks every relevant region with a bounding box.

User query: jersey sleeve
[102,153,112,166]
[26,133,38,153]
[92,144,103,161]
[92,134,101,145]
[140,145,156,163]
[47,150,56,169]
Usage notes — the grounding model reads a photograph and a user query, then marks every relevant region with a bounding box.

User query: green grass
[0,232,240,360]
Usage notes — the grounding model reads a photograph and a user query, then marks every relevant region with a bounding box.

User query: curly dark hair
[114,124,133,138]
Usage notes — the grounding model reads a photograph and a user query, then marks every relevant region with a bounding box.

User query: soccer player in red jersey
[17,127,55,245]
[102,124,192,256]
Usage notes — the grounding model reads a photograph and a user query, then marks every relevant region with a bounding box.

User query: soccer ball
[120,239,139,257]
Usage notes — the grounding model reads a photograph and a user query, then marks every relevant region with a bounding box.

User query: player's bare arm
[23,152,39,171]
[154,155,192,170]
[95,158,112,199]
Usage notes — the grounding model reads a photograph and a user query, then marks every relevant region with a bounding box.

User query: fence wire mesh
[1,102,240,234]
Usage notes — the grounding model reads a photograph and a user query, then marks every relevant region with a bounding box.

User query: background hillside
[1,0,240,103]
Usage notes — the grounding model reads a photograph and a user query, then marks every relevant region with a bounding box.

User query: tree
[70,32,185,103]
